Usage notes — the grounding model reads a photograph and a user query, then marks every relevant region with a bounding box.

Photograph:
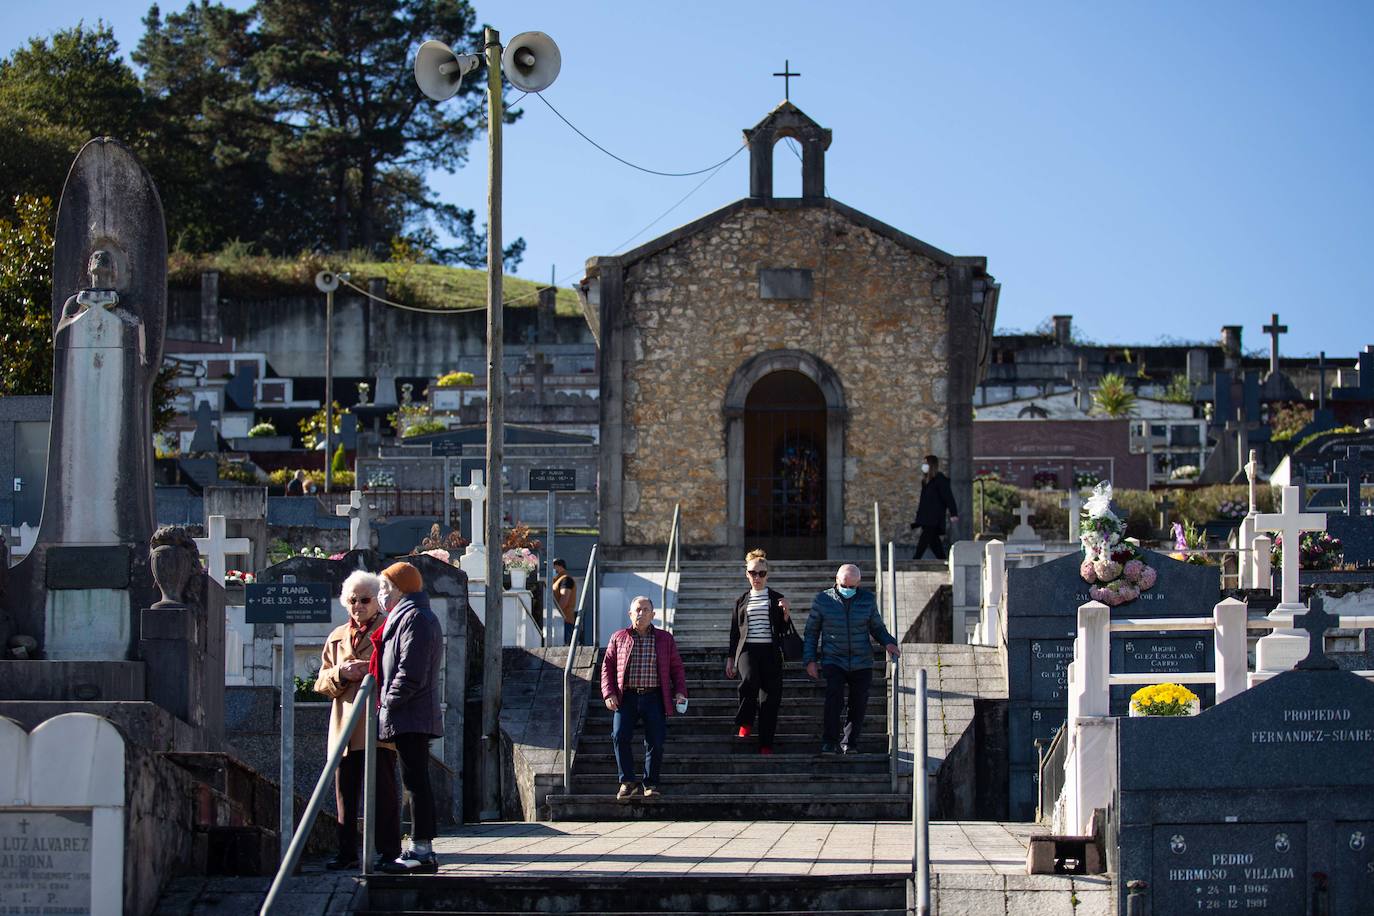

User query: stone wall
[616,204,953,548]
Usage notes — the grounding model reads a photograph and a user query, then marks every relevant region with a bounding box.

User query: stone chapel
[580,103,999,559]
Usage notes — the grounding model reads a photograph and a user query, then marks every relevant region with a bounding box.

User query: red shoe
[759,746,773,755]
[737,725,752,738]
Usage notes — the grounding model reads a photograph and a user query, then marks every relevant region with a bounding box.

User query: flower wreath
[1078,482,1157,606]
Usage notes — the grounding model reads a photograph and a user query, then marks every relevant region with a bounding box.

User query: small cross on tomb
[1060,488,1082,542]
[1333,446,1373,518]
[773,59,800,100]
[1294,596,1339,671]
[454,471,488,548]
[336,490,385,551]
[1262,312,1288,376]
[1155,493,1176,537]
[1255,485,1328,607]
[1014,502,1034,527]
[1224,416,1258,477]
[1067,357,1091,412]
[1315,351,1330,410]
[18,818,29,834]
[1245,448,1260,515]
[194,514,253,584]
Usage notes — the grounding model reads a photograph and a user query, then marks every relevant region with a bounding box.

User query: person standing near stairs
[601,596,689,799]
[803,564,901,755]
[726,549,792,754]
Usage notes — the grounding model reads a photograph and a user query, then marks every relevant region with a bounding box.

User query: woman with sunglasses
[314,570,402,870]
[725,549,791,754]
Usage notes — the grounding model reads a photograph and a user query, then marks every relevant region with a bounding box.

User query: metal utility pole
[480,25,505,822]
[324,284,334,493]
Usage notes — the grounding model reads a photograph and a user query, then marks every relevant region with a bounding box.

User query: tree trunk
[334,162,350,252]
[359,158,376,255]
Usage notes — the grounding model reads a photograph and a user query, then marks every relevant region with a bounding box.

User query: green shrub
[248,421,277,438]
[332,443,348,474]
[216,459,259,484]
[1094,373,1137,418]
[402,420,447,438]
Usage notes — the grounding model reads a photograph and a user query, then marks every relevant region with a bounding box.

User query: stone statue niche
[2,138,167,657]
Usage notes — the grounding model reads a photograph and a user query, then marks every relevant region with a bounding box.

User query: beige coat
[314,616,394,755]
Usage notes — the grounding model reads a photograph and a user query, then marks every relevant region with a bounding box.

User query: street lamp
[413,27,561,822]
[314,269,350,493]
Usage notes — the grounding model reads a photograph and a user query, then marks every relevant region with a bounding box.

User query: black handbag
[781,619,804,661]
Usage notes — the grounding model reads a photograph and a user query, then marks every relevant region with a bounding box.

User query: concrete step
[361,873,908,913]
[587,695,889,715]
[570,772,896,795]
[574,734,884,754]
[571,751,890,775]
[547,793,912,821]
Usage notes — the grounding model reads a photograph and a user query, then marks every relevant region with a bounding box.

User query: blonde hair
[745,548,768,569]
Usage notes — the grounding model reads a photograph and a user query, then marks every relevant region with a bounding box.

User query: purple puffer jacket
[377,591,443,741]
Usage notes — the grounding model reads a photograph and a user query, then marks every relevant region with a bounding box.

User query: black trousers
[394,733,438,842]
[913,527,947,560]
[335,746,401,860]
[822,665,874,749]
[735,644,784,745]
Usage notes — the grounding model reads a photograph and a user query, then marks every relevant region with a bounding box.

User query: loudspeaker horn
[501,31,561,93]
[414,39,481,101]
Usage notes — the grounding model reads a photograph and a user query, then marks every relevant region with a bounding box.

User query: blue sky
[4,1,1373,359]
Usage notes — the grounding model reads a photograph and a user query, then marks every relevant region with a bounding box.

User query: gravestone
[1327,447,1374,565]
[0,713,126,916]
[1117,665,1374,914]
[1004,549,1220,820]
[376,517,440,558]
[4,138,166,655]
[203,486,269,574]
[187,400,218,453]
[1007,501,1039,544]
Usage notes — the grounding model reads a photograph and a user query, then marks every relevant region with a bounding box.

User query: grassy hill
[167,250,583,316]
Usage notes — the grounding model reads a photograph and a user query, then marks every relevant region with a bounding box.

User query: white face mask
[921,463,931,475]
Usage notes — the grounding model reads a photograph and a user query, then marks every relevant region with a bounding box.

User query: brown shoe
[616,782,639,799]
[642,786,662,798]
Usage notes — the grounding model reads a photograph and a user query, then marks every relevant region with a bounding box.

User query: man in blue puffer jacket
[803,564,901,755]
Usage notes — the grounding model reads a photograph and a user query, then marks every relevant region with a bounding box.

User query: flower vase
[509,568,528,591]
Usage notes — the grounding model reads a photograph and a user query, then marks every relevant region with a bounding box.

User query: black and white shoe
[378,851,439,874]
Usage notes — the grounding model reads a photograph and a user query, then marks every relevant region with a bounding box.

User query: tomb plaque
[1122,637,1208,676]
[0,809,93,913]
[1332,821,1374,915]
[1151,823,1305,914]
[44,546,131,590]
[1029,639,1075,703]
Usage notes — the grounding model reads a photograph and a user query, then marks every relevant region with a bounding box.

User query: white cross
[1059,489,1082,542]
[335,490,384,551]
[454,471,488,548]
[194,514,253,584]
[1244,448,1259,516]
[1014,502,1034,527]
[1254,485,1327,607]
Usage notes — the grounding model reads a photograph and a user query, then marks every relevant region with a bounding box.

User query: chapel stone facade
[581,103,999,559]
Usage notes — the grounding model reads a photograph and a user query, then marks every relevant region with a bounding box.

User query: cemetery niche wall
[1117,666,1374,915]
[1005,548,1220,821]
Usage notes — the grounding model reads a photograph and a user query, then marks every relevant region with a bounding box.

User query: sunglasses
[746,570,768,578]
[345,595,375,605]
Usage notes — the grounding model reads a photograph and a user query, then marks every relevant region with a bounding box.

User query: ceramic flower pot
[509,567,529,590]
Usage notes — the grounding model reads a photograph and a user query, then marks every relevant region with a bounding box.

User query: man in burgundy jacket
[601,595,688,799]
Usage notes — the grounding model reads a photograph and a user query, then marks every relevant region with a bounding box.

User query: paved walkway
[431,819,1039,877]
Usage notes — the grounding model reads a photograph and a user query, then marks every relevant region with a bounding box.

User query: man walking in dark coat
[910,454,959,560]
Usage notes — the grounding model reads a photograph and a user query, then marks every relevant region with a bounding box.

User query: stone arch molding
[723,350,847,554]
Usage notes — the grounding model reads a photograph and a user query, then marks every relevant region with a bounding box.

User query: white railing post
[1213,597,1248,703]
[1075,601,1111,718]
[1252,534,1272,591]
[873,501,883,614]
[1237,514,1257,589]
[982,539,1006,648]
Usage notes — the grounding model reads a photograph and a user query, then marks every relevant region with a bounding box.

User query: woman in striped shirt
[726,549,791,754]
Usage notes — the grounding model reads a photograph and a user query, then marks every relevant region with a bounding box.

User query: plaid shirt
[624,627,659,688]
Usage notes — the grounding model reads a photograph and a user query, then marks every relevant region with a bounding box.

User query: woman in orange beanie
[375,561,443,873]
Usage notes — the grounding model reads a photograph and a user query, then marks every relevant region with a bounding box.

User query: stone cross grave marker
[1155,493,1176,540]
[1059,488,1082,542]
[1334,446,1372,517]
[1007,501,1038,543]
[0,713,126,916]
[188,400,218,453]
[335,490,385,551]
[193,514,252,585]
[454,470,489,582]
[1262,311,1288,376]
[1255,484,1327,609]
[1294,596,1338,671]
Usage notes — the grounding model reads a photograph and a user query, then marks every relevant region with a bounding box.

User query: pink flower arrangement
[422,548,452,564]
[225,570,256,586]
[1078,481,1157,607]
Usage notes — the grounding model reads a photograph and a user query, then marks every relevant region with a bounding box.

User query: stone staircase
[548,560,912,821]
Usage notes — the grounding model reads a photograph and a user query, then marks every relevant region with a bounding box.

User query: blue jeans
[611,690,667,788]
[563,620,576,645]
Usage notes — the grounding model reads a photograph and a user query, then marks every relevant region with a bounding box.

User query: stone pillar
[1071,600,1110,720]
[536,286,557,344]
[1220,325,1243,370]
[200,270,220,343]
[138,573,225,749]
[1213,598,1248,703]
[1052,315,1072,346]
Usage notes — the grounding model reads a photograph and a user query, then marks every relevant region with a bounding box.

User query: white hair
[630,595,654,611]
[341,570,382,599]
[836,564,861,583]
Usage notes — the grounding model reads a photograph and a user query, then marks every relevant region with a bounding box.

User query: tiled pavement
[428,819,1040,877]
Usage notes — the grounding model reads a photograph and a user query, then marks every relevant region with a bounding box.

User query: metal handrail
[662,503,681,630]
[261,674,377,915]
[1035,722,1069,824]
[873,501,883,613]
[887,540,899,792]
[563,544,599,792]
[911,667,930,916]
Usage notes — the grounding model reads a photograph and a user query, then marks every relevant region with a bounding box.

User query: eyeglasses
[746,570,768,578]
[345,595,375,605]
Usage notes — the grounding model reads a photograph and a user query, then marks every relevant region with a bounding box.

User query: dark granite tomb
[1118,668,1374,914]
[1004,548,1220,820]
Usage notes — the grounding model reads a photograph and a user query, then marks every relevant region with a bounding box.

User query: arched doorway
[744,371,826,557]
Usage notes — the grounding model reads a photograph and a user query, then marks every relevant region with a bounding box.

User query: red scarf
[368,619,385,704]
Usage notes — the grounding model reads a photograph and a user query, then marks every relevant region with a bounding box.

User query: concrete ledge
[0,659,145,701]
